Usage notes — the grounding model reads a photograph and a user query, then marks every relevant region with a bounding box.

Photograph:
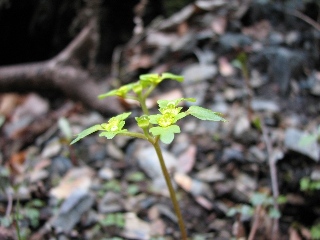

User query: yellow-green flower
[70,112,131,144]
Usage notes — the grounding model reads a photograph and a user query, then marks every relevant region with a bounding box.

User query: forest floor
[0,1,320,240]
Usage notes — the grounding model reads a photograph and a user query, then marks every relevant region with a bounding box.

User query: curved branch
[0,20,122,116]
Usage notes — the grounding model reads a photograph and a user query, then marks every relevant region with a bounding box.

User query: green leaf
[58,117,72,140]
[226,208,238,217]
[135,115,150,128]
[311,223,320,239]
[99,131,117,139]
[299,134,318,147]
[268,207,281,219]
[276,195,287,204]
[98,89,118,99]
[157,98,196,108]
[188,106,227,122]
[300,177,310,191]
[98,84,134,99]
[250,193,268,206]
[139,72,184,86]
[0,114,5,128]
[149,126,164,136]
[160,130,175,144]
[160,72,184,82]
[148,114,161,125]
[126,171,146,182]
[115,112,132,121]
[70,124,103,145]
[240,205,254,217]
[127,184,140,195]
[150,125,180,144]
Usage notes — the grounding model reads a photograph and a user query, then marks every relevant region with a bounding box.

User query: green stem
[15,195,22,240]
[119,132,148,140]
[140,97,150,115]
[152,139,188,240]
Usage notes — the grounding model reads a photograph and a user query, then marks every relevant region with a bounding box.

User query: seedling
[71,73,226,239]
[227,192,287,239]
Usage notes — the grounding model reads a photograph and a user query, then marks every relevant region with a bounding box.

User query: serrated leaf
[71,124,103,144]
[188,106,226,122]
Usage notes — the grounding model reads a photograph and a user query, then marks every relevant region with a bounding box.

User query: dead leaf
[0,93,23,117]
[219,57,235,77]
[50,167,94,199]
[211,15,227,35]
[177,144,196,173]
[7,151,26,175]
[242,20,271,41]
[289,226,302,240]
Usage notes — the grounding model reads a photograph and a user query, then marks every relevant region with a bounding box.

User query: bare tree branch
[0,19,122,116]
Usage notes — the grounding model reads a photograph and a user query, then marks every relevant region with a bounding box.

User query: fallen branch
[0,19,122,116]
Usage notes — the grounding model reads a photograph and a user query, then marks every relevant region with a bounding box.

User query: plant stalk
[152,140,188,240]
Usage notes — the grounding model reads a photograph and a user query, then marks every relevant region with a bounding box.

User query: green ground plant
[71,72,226,239]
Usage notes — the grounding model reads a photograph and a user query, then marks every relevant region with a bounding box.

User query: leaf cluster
[71,73,226,145]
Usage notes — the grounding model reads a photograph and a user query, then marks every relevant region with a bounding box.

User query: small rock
[49,156,73,177]
[52,190,94,234]
[211,101,229,115]
[285,128,319,161]
[121,212,151,240]
[196,165,225,182]
[50,167,94,199]
[183,81,209,106]
[234,173,257,200]
[106,142,124,160]
[219,33,252,52]
[182,63,217,85]
[247,146,267,163]
[251,98,280,112]
[171,32,197,52]
[174,172,214,199]
[311,168,320,180]
[41,138,62,158]
[309,71,320,96]
[98,192,123,213]
[250,69,267,88]
[222,147,244,163]
[176,144,197,174]
[233,115,250,137]
[98,167,115,180]
[134,143,177,180]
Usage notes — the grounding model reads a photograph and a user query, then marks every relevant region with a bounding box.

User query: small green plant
[299,125,320,147]
[100,213,125,228]
[300,177,320,192]
[227,192,287,239]
[227,192,287,219]
[71,72,226,239]
[311,223,320,240]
